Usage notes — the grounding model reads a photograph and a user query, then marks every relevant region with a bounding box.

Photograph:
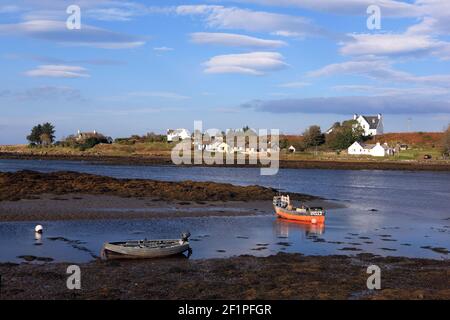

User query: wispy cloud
[340,33,441,57]
[204,52,288,75]
[0,19,145,49]
[190,32,287,48]
[176,5,326,38]
[0,86,83,101]
[307,59,450,88]
[234,0,421,17]
[24,65,90,78]
[277,81,310,88]
[153,47,174,52]
[128,91,190,100]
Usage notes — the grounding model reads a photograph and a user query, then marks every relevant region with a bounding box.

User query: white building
[348,141,393,157]
[167,128,190,142]
[326,114,384,136]
[199,141,231,153]
[353,114,383,136]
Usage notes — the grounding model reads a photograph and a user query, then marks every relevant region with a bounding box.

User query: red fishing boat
[273,195,325,224]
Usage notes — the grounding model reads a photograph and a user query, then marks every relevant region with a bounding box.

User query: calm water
[0,159,449,262]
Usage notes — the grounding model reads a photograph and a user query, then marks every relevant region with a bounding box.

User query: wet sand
[0,170,337,221]
[1,252,448,300]
[0,193,340,222]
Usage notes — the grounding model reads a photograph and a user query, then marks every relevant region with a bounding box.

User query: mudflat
[1,252,448,300]
[0,170,337,221]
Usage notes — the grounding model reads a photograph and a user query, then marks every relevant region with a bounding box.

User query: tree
[326,120,365,150]
[41,122,55,144]
[302,125,325,149]
[27,122,55,146]
[39,133,52,146]
[442,124,450,155]
[27,124,43,144]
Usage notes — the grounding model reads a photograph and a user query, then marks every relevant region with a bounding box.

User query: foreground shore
[1,252,448,300]
[1,152,450,171]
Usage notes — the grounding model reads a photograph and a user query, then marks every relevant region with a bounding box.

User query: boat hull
[102,240,190,259]
[274,206,325,224]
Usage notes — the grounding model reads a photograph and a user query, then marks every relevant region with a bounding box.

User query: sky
[1,0,450,144]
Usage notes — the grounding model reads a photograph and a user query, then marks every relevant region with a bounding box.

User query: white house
[348,141,393,157]
[353,114,383,136]
[167,128,190,142]
[326,114,384,136]
[199,141,231,153]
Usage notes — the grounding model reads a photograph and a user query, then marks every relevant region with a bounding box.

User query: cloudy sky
[1,0,450,143]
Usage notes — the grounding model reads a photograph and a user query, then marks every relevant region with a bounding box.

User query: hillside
[371,132,444,147]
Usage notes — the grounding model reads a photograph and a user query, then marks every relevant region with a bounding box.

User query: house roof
[361,116,380,129]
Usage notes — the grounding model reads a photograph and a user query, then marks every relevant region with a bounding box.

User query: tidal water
[0,159,449,262]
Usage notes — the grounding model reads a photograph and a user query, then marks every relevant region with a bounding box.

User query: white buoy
[311,218,317,224]
[35,225,43,234]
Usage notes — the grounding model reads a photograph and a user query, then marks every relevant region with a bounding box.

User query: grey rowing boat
[101,233,191,259]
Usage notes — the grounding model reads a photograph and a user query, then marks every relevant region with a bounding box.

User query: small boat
[101,232,191,259]
[273,195,325,224]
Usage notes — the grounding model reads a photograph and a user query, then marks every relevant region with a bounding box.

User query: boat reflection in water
[274,218,325,238]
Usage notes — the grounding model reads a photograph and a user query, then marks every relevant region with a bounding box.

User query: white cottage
[200,141,231,153]
[348,141,393,157]
[353,114,383,136]
[167,128,190,142]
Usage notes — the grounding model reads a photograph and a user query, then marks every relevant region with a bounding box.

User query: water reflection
[274,219,325,237]
[34,232,42,241]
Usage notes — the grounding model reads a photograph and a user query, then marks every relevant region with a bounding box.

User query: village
[1,113,449,163]
[165,114,446,159]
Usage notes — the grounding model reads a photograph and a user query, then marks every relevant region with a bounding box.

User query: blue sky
[1,0,450,144]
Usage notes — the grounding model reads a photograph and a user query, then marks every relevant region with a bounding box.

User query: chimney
[378,113,382,119]
[353,114,358,120]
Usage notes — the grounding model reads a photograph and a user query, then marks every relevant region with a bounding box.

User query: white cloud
[234,0,421,17]
[277,81,310,88]
[153,47,174,52]
[176,5,325,38]
[190,32,287,48]
[203,52,288,75]
[128,91,190,100]
[24,65,90,78]
[307,59,450,87]
[332,84,450,97]
[340,33,440,57]
[0,19,145,49]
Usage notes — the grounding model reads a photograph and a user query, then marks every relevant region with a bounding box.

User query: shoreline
[2,152,450,171]
[1,252,449,300]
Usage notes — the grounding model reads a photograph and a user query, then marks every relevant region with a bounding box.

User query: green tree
[27,124,43,145]
[302,125,325,149]
[41,122,55,144]
[27,122,55,146]
[326,120,365,150]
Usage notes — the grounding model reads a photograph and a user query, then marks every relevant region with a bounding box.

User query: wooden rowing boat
[101,233,191,259]
[273,195,325,224]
